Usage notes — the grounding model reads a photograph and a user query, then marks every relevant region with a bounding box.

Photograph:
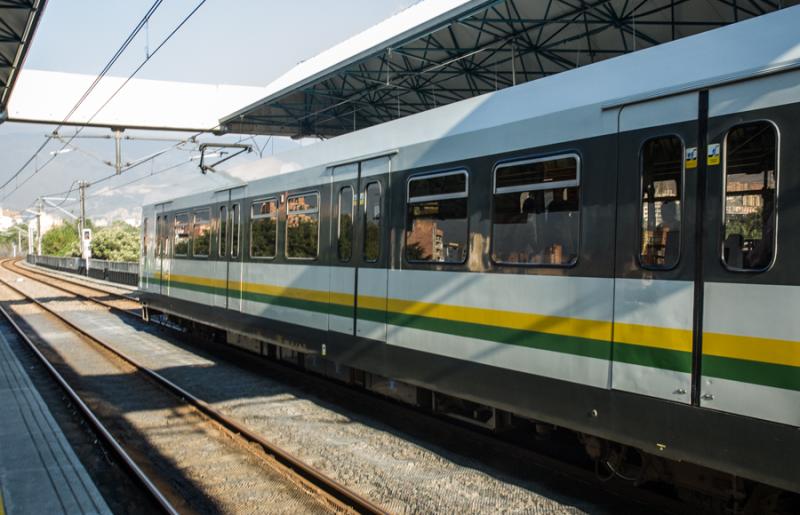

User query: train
[139,8,800,505]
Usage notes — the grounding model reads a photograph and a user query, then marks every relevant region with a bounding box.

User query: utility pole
[114,128,124,174]
[79,181,87,247]
[36,197,43,256]
[79,181,89,275]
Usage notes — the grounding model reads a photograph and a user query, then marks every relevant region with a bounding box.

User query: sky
[0,0,418,223]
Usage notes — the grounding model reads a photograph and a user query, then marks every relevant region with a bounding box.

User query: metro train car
[139,9,800,503]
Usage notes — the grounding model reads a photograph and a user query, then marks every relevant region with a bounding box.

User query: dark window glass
[640,136,683,268]
[219,206,227,257]
[287,193,319,258]
[406,171,468,263]
[408,172,466,199]
[495,156,577,190]
[492,155,579,266]
[338,186,353,262]
[174,213,190,256]
[363,183,381,262]
[193,209,211,257]
[231,204,240,258]
[155,216,161,257]
[251,199,277,258]
[723,121,777,271]
[158,216,168,258]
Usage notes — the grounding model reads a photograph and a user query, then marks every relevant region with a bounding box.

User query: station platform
[0,323,111,514]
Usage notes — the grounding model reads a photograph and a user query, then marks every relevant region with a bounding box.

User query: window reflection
[219,206,227,257]
[287,193,319,258]
[338,187,353,262]
[406,171,468,263]
[193,209,211,257]
[174,213,190,256]
[723,122,777,270]
[640,136,683,268]
[251,199,277,259]
[231,204,240,258]
[492,156,579,266]
[364,183,381,262]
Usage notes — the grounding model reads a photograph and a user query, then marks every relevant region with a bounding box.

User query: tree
[0,223,28,257]
[42,221,81,256]
[90,221,140,262]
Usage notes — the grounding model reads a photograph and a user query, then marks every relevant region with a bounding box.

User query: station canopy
[0,0,46,115]
[221,0,797,138]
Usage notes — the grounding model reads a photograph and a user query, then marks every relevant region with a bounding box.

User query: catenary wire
[0,1,164,195]
[1,0,207,200]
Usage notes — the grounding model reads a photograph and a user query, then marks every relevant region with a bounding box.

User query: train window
[193,209,211,258]
[491,154,579,266]
[231,204,240,258]
[142,218,148,258]
[338,186,353,262]
[162,216,171,258]
[219,206,227,257]
[174,213,190,256]
[251,198,277,259]
[363,182,381,262]
[157,216,168,258]
[640,136,683,268]
[723,121,778,271]
[406,170,468,263]
[286,193,319,259]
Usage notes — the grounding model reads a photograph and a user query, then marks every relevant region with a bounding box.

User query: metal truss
[0,0,45,111]
[225,0,795,137]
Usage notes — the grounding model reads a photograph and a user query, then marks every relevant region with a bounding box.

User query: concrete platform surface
[0,325,111,515]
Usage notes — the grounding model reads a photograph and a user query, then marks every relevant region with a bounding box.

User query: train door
[140,209,152,291]
[611,92,700,404]
[354,156,391,342]
[328,156,392,342]
[697,74,800,426]
[329,162,358,335]
[213,190,229,308]
[214,187,245,311]
[154,202,171,296]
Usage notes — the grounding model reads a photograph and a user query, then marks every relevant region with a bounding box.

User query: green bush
[90,221,140,262]
[42,221,81,257]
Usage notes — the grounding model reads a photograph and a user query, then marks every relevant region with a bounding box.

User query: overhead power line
[0,0,164,196]
[1,0,209,200]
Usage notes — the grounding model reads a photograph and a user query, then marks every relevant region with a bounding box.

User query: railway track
[0,259,387,515]
[11,259,141,316]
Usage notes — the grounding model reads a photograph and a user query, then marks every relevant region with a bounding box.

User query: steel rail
[11,260,140,317]
[0,292,179,515]
[15,258,138,298]
[0,260,389,515]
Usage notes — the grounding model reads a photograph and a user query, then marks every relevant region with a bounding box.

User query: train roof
[152,6,800,209]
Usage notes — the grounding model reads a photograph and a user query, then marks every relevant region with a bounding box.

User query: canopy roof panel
[0,0,46,114]
[221,0,796,138]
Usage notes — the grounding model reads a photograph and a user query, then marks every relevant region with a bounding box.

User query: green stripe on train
[703,355,800,392]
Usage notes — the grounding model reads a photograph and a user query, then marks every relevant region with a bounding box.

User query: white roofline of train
[159,5,800,208]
